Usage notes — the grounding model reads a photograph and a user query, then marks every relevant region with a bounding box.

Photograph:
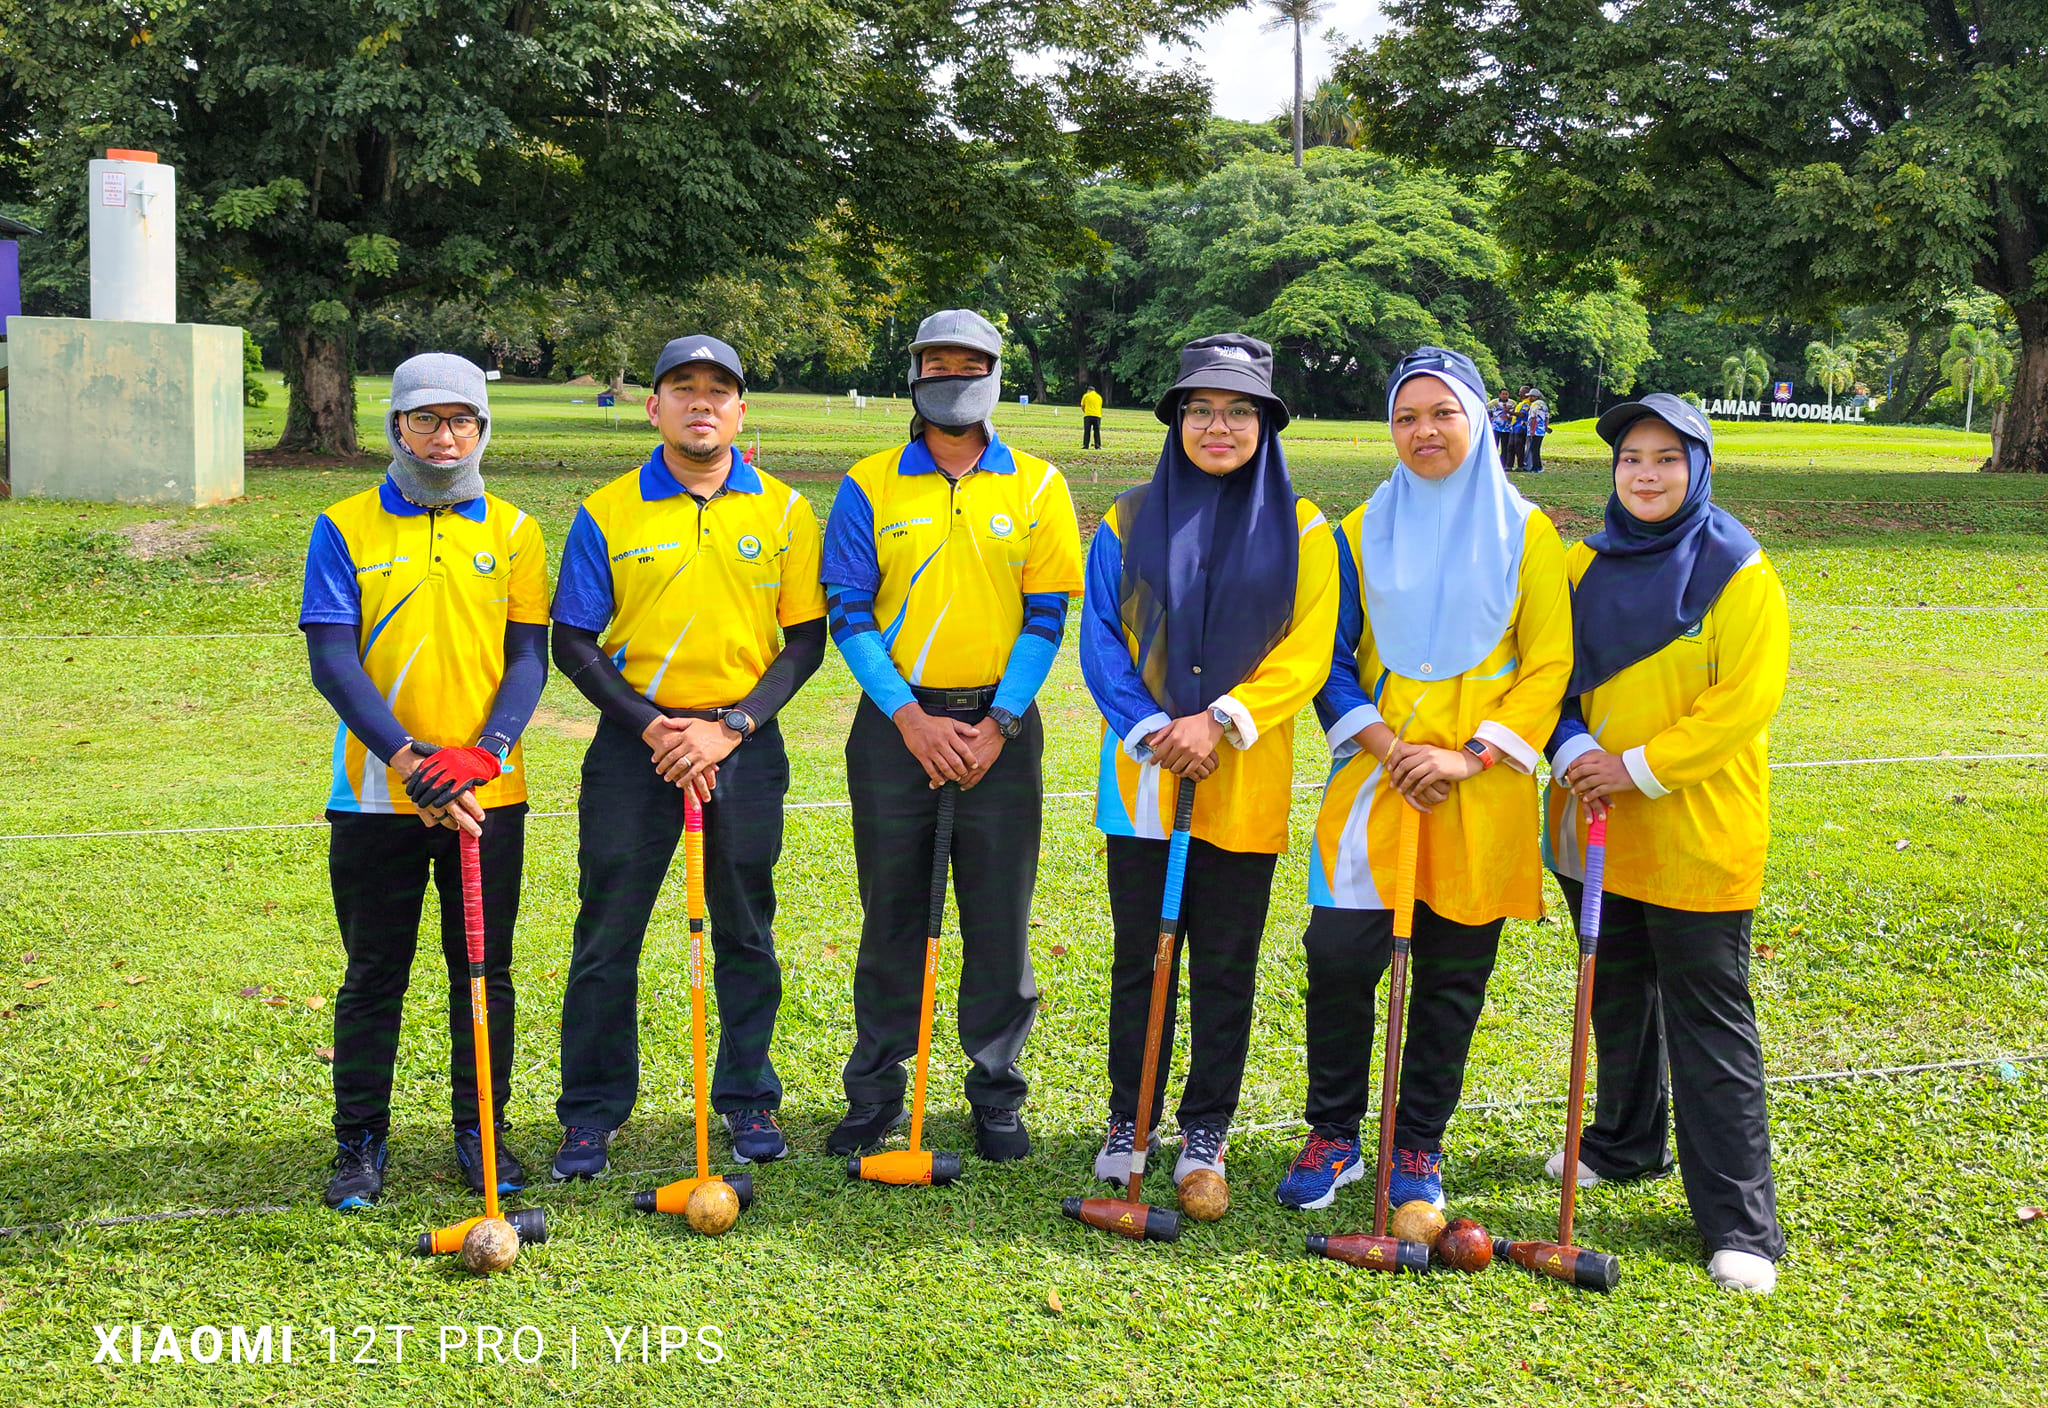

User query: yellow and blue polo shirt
[300,478,549,814]
[1543,543,1790,911]
[551,445,825,711]
[819,433,1083,689]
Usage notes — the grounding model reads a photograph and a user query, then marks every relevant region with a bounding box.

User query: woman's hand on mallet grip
[1561,749,1634,805]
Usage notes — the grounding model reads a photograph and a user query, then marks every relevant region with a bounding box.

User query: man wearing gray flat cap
[818,309,1085,1162]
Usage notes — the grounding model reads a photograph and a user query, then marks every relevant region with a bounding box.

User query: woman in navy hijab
[1079,334,1338,1211]
[1542,393,1790,1294]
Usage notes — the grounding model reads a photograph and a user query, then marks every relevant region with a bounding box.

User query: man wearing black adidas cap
[548,334,828,1179]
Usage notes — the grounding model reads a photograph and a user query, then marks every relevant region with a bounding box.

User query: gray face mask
[385,411,488,507]
[909,365,1001,438]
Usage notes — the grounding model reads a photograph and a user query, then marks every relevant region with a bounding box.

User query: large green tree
[1342,0,2048,470]
[2,0,1228,453]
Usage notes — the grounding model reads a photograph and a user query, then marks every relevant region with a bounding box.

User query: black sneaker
[972,1105,1031,1162]
[722,1109,789,1164]
[825,1100,906,1156]
[551,1126,615,1181]
[324,1129,387,1211]
[454,1125,527,1195]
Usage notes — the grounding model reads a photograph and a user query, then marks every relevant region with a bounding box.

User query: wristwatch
[1463,737,1498,770]
[986,706,1024,741]
[720,708,755,739]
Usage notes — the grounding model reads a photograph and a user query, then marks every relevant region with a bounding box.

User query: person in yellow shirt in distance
[1080,385,1105,449]
[1277,346,1571,1213]
[1544,392,1790,1295]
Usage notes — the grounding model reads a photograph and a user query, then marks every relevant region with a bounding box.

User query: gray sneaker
[1093,1114,1161,1187]
[1173,1122,1229,1184]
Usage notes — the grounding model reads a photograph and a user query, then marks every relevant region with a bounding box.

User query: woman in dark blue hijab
[1077,334,1340,1207]
[1541,393,1792,1295]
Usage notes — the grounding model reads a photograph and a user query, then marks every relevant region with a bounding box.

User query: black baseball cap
[1154,333,1291,430]
[1596,392,1713,453]
[651,334,746,393]
[1386,345,1487,405]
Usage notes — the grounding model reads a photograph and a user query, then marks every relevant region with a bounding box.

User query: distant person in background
[1081,385,1105,449]
[1542,393,1789,1295]
[1505,386,1531,471]
[1490,392,1513,459]
[1525,391,1550,474]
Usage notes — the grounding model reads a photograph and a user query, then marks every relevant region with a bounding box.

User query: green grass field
[1,382,2045,1405]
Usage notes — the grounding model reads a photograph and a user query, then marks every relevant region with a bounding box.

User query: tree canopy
[1342,0,2048,470]
[1,0,1232,452]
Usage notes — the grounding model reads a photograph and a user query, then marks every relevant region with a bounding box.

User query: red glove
[404,745,502,810]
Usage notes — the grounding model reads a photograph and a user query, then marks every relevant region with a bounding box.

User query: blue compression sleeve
[991,592,1068,717]
[305,622,412,764]
[826,586,917,717]
[1547,695,1595,768]
[478,621,549,756]
[1078,522,1168,743]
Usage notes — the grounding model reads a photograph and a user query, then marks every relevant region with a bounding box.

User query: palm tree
[1939,323,2013,433]
[1264,0,1330,170]
[1301,80,1361,150]
[1719,346,1768,403]
[1804,341,1857,411]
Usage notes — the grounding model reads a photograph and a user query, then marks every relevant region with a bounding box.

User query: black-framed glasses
[1179,404,1259,429]
[401,410,485,439]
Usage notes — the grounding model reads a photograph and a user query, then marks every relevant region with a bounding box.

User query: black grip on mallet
[1493,1237,1620,1292]
[930,1152,962,1185]
[506,1207,548,1245]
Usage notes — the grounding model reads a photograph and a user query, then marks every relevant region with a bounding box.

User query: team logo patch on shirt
[472,551,496,574]
[736,534,763,560]
[988,512,1014,537]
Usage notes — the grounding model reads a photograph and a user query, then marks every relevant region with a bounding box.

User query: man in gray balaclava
[298,352,551,1212]
[817,309,1085,1162]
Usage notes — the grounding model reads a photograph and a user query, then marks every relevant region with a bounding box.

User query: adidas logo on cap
[691,345,716,358]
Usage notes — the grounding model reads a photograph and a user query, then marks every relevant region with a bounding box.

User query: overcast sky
[1163,3,1390,123]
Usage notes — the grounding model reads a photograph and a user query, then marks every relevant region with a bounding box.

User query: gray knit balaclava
[386,353,491,506]
[907,309,1004,441]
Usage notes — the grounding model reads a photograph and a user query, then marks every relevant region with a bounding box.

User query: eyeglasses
[401,410,485,439]
[1179,404,1259,429]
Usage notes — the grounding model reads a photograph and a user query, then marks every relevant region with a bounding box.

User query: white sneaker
[1708,1249,1778,1295]
[1544,1148,1602,1188]
[1173,1122,1229,1184]
[1092,1115,1159,1187]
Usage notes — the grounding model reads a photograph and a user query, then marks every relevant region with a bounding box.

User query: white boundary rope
[1,753,2042,843]
[2,1052,2034,1235]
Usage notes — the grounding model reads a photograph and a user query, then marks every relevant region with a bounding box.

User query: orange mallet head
[631,1172,755,1216]
[417,1207,548,1257]
[846,1150,961,1186]
[1062,1196,1180,1242]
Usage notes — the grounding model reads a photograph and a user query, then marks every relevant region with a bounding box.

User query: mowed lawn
[0,384,2044,1406]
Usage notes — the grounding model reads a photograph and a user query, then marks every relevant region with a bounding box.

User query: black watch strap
[721,708,755,738]
[987,706,1024,740]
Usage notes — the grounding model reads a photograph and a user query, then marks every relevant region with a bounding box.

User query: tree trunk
[277,322,361,455]
[608,368,627,398]
[1988,303,2046,472]
[1964,370,1975,433]
[1293,24,1305,169]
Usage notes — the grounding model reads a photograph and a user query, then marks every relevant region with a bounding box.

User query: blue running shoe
[551,1126,615,1181]
[324,1129,387,1211]
[1387,1146,1444,1210]
[1275,1132,1366,1211]
[723,1110,789,1164]
[454,1125,526,1195]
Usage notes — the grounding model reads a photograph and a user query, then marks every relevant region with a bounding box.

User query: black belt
[911,684,998,714]
[661,707,730,722]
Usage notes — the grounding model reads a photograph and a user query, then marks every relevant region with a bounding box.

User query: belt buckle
[945,689,980,711]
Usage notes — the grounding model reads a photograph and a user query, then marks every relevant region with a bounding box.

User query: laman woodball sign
[1703,397,1869,423]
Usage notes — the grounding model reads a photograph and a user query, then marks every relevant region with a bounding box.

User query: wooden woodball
[686,1178,742,1236]
[1390,1199,1447,1248]
[1176,1169,1230,1222]
[1436,1217,1494,1273]
[460,1217,520,1274]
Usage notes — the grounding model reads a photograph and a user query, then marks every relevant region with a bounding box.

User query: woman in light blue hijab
[1276,347,1573,1215]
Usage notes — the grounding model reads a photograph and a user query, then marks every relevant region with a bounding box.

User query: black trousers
[1525,434,1544,472]
[1298,902,1503,1149]
[1106,835,1278,1132]
[842,696,1043,1109]
[1559,878,1785,1260]
[1082,415,1103,449]
[556,717,789,1129]
[1505,430,1526,469]
[327,805,526,1137]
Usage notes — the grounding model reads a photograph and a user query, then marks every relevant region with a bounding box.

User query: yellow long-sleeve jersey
[1543,543,1790,912]
[1309,508,1573,924]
